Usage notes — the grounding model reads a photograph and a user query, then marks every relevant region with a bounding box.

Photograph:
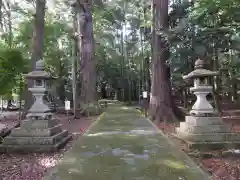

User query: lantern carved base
[175,116,240,150]
[189,86,216,116]
[0,59,71,152]
[0,118,72,153]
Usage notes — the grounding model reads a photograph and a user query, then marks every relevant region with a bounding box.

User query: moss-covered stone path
[43,104,211,180]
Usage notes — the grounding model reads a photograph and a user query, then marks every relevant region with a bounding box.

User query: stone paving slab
[43,104,211,180]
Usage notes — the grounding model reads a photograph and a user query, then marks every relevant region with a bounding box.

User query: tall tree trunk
[149,0,180,123]
[31,0,46,70]
[120,26,125,101]
[75,0,96,105]
[23,0,46,116]
[101,83,107,99]
[231,71,238,102]
[56,63,66,104]
[72,5,78,117]
[145,57,151,102]
[229,49,238,102]
[0,0,2,31]
[6,2,12,47]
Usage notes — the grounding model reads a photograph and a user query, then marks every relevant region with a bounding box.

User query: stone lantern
[0,59,71,152]
[182,59,219,116]
[25,59,54,119]
[175,59,240,149]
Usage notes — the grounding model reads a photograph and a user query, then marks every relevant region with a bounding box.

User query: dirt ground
[0,114,95,180]
[156,109,240,180]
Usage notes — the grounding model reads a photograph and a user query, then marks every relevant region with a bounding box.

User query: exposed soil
[156,108,240,180]
[0,113,95,180]
[0,112,19,129]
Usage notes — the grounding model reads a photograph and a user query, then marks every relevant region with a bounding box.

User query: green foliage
[0,47,27,95]
[7,0,240,104]
[168,0,240,91]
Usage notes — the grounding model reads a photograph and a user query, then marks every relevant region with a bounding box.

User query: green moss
[81,103,103,116]
[43,104,211,180]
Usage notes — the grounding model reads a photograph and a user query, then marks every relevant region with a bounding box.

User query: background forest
[0,1,240,180]
[0,0,240,121]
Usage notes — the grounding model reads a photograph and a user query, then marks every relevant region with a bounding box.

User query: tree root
[150,101,180,124]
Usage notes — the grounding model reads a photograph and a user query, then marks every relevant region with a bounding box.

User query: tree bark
[23,0,46,116]
[72,5,78,117]
[101,83,107,99]
[0,0,2,31]
[149,0,181,123]
[6,2,12,47]
[75,0,96,105]
[30,0,46,70]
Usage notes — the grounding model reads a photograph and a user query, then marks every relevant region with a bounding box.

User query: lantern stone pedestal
[0,60,71,153]
[175,59,240,149]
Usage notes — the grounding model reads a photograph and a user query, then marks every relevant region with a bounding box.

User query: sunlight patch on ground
[38,157,59,168]
[85,131,121,136]
[68,167,84,174]
[121,106,129,110]
[72,132,82,135]
[85,130,156,137]
[130,130,156,135]
[163,160,187,169]
[61,157,77,164]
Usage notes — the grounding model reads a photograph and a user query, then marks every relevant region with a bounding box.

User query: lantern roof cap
[24,59,55,79]
[183,59,219,80]
[36,59,44,70]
